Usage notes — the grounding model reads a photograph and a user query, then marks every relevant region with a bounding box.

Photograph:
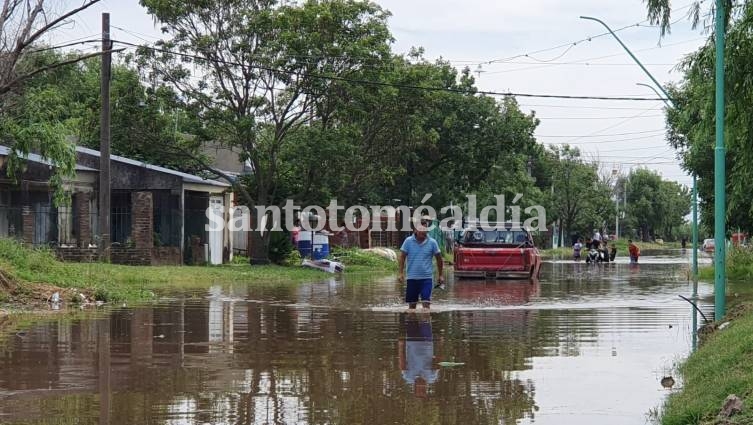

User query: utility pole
[98,12,111,261]
[692,175,698,280]
[714,0,727,319]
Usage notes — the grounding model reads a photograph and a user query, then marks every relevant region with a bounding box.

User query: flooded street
[0,250,714,425]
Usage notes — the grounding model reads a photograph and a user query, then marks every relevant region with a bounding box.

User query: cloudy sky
[48,0,712,189]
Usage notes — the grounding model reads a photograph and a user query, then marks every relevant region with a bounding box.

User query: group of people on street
[573,230,615,263]
[572,230,641,264]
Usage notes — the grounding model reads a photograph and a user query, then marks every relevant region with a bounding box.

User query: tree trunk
[249,209,271,264]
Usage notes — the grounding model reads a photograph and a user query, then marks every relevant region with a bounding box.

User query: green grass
[661,303,753,425]
[0,239,392,306]
[540,240,680,259]
[698,247,753,281]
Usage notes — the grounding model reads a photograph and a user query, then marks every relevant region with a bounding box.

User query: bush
[283,250,302,267]
[230,255,249,265]
[728,246,753,279]
[268,231,294,265]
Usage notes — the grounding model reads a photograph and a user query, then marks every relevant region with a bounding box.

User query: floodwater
[0,250,715,425]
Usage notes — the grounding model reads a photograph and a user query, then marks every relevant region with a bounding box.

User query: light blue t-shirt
[400,235,440,280]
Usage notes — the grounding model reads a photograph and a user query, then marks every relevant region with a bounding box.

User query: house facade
[0,145,234,266]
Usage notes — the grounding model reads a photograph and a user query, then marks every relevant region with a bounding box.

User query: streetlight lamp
[580,15,715,312]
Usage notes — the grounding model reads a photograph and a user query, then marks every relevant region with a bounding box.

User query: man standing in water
[628,239,640,263]
[398,218,444,310]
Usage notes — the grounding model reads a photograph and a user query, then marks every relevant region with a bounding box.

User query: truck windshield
[463,230,529,245]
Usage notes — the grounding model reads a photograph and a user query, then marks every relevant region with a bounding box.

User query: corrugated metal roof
[0,145,97,172]
[75,146,231,188]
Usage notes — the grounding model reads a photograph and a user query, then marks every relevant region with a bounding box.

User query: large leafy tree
[139,0,393,263]
[661,2,753,234]
[623,168,690,241]
[543,145,614,244]
[0,0,104,199]
[11,51,206,172]
[277,51,541,212]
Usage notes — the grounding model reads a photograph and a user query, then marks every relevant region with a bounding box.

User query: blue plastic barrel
[312,233,330,260]
[298,231,313,258]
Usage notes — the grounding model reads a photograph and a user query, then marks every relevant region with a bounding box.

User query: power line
[481,37,705,75]
[478,0,701,66]
[583,145,674,153]
[536,114,664,120]
[28,38,101,53]
[543,134,668,145]
[536,128,666,138]
[112,39,668,102]
[521,103,664,110]
[490,61,675,66]
[560,107,664,144]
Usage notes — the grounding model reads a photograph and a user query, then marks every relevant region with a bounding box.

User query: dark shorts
[406,278,433,303]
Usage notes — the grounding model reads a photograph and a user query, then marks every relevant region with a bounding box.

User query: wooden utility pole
[98,12,111,260]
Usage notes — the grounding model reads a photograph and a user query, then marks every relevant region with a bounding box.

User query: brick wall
[110,191,154,266]
[56,247,98,263]
[131,191,153,249]
[189,235,205,265]
[74,192,91,248]
[111,247,152,266]
[152,247,181,266]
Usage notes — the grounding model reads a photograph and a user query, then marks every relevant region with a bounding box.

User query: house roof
[0,145,97,172]
[75,146,231,188]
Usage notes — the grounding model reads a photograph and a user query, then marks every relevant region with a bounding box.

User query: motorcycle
[586,248,600,264]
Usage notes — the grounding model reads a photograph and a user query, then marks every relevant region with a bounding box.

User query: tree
[662,2,753,235]
[139,0,393,263]
[623,168,690,241]
[644,0,739,36]
[0,0,104,195]
[276,50,541,215]
[545,145,612,244]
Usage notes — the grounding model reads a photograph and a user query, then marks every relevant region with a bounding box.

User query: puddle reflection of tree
[0,299,549,425]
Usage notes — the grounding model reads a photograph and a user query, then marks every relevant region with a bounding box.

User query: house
[0,145,234,266]
[200,141,255,257]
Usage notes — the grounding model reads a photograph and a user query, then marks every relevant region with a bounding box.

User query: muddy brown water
[0,250,715,425]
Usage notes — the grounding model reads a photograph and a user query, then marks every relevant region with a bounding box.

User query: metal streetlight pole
[713,0,727,319]
[612,168,619,239]
[580,15,709,298]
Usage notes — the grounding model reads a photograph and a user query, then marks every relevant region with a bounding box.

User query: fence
[232,207,249,255]
[111,206,132,244]
[154,208,181,247]
[0,206,23,240]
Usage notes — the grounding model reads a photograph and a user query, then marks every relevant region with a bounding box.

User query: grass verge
[0,239,394,308]
[699,247,753,281]
[540,240,680,259]
[661,302,753,424]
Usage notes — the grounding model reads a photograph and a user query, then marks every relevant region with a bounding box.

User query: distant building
[200,141,253,181]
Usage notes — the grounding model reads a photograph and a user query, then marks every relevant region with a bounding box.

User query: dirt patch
[0,269,16,292]
[0,272,93,310]
[698,303,753,347]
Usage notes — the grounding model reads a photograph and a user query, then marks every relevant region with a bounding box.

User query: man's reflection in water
[399,313,440,397]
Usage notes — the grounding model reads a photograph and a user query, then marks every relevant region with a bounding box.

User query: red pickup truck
[453,227,542,280]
